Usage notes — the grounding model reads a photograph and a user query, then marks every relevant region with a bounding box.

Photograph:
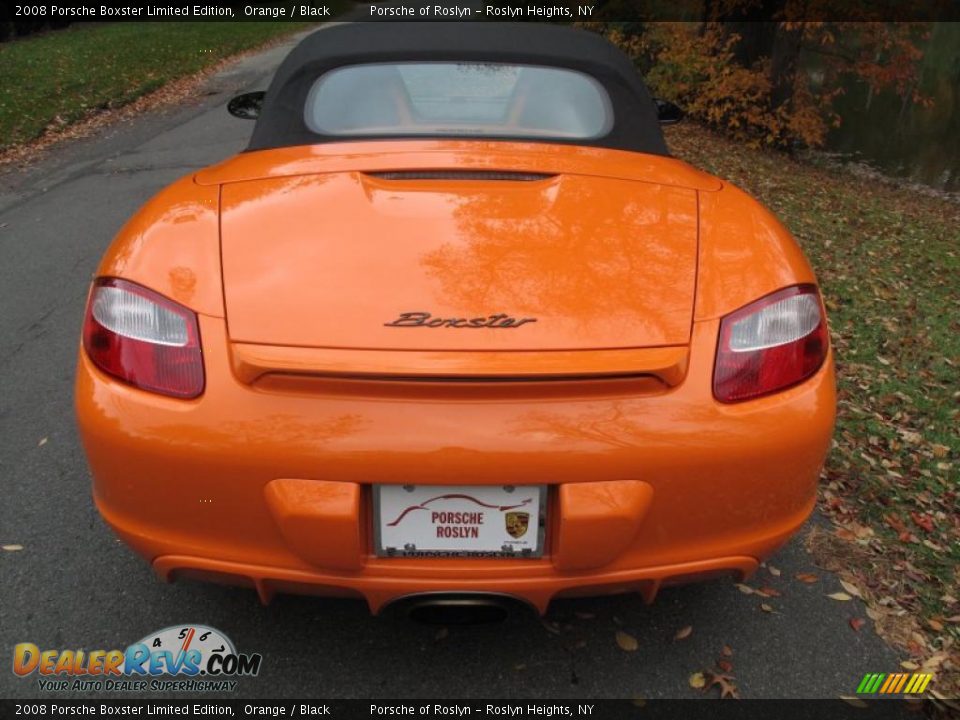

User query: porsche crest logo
[504,511,530,539]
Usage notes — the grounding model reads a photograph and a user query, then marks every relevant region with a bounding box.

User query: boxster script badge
[384,312,537,328]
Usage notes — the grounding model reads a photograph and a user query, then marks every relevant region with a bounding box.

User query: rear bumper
[150,552,768,615]
[77,316,835,613]
[136,513,805,614]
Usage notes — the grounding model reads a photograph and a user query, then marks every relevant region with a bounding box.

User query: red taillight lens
[713,284,828,403]
[82,278,204,398]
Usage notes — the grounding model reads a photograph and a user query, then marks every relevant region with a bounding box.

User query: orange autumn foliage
[594,21,930,149]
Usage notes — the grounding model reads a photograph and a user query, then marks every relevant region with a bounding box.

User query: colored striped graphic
[857,672,933,694]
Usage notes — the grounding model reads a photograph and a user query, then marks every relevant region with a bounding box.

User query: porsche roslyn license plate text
[373,485,546,558]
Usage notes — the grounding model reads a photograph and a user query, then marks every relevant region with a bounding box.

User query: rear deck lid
[218,150,700,353]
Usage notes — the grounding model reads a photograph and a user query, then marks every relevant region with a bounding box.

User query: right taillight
[82,277,205,399]
[713,284,828,403]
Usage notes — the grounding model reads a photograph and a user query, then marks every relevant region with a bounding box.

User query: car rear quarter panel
[695,183,818,321]
[95,176,224,317]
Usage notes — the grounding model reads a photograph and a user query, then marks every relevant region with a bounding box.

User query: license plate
[373,485,545,558]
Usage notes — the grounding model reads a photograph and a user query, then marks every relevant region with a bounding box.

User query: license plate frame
[373,484,547,558]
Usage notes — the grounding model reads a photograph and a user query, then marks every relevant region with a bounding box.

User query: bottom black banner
[0,700,933,720]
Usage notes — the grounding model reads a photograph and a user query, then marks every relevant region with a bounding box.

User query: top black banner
[3,0,960,23]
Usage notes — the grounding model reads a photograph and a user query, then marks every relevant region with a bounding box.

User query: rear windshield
[304,62,614,140]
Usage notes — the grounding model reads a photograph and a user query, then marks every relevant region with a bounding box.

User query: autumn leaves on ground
[666,123,960,699]
[0,22,313,161]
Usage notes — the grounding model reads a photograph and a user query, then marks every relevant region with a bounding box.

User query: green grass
[667,122,959,660]
[0,22,315,150]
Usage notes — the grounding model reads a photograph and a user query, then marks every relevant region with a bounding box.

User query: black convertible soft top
[247,22,668,156]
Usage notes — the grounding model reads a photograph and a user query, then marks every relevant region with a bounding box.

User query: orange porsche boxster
[75,23,835,615]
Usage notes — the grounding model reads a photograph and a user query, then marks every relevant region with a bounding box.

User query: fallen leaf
[910,512,934,533]
[927,619,944,632]
[434,627,448,641]
[796,573,819,584]
[760,603,775,613]
[839,580,862,598]
[721,645,733,657]
[827,592,853,601]
[689,672,706,689]
[885,514,909,534]
[717,659,733,673]
[840,696,868,708]
[900,660,920,670]
[37,437,48,447]
[849,618,865,632]
[540,619,561,635]
[706,672,740,699]
[835,527,857,541]
[758,586,782,597]
[615,631,638,652]
[1,545,23,552]
[674,625,693,641]
[768,565,781,577]
[735,584,755,595]
[898,428,921,443]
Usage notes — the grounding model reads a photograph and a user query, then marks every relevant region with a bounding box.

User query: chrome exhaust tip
[385,593,529,625]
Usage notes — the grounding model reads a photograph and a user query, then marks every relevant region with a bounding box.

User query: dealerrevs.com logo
[12,625,261,693]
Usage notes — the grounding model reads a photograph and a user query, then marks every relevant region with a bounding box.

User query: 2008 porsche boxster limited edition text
[75,23,835,614]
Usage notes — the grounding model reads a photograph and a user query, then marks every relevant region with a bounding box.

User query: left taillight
[82,278,204,399]
[713,284,828,403]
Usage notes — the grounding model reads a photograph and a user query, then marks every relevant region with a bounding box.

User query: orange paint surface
[77,141,835,613]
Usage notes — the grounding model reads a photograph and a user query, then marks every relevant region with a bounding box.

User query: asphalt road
[0,27,902,701]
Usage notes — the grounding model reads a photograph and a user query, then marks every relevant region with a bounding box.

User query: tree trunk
[769,23,804,110]
[729,21,776,66]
